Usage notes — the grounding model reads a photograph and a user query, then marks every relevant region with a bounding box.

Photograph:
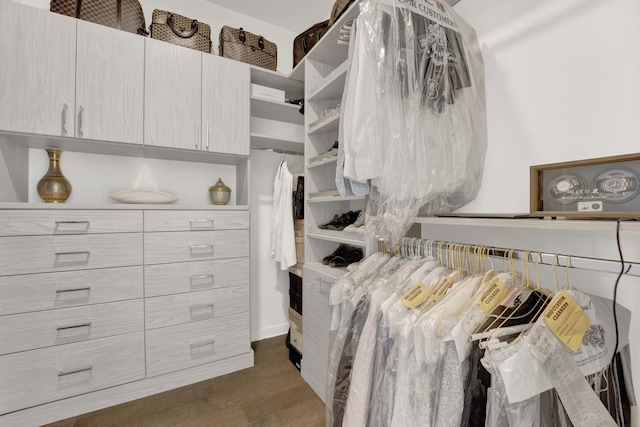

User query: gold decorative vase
[37,149,72,203]
[208,178,231,205]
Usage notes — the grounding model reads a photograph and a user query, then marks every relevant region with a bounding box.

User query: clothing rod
[250,147,304,156]
[398,237,640,278]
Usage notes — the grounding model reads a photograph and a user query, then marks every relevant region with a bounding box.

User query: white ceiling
[202,0,334,34]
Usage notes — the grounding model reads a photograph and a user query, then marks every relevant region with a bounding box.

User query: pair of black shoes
[322,244,363,268]
[319,210,361,231]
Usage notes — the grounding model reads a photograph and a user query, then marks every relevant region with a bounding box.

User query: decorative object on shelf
[109,188,177,204]
[50,0,149,36]
[37,149,72,203]
[209,178,232,205]
[531,153,640,218]
[151,9,212,53]
[219,26,277,71]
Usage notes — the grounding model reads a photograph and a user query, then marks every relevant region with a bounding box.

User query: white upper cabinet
[202,55,250,156]
[75,20,145,144]
[144,38,202,150]
[0,1,76,137]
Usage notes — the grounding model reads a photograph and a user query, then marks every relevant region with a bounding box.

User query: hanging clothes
[326,247,636,427]
[270,161,296,269]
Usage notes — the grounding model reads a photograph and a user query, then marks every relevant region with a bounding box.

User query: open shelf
[250,133,304,155]
[307,229,366,247]
[308,194,365,203]
[308,113,340,134]
[308,60,348,102]
[250,97,304,125]
[305,261,348,279]
[308,156,338,169]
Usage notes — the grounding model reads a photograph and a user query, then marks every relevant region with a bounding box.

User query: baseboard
[251,322,290,341]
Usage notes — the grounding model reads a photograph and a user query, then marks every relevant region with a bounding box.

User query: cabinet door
[0,2,76,136]
[144,38,202,150]
[75,21,144,144]
[202,55,250,155]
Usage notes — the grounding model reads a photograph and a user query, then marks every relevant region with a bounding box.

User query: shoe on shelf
[318,210,361,231]
[322,243,351,265]
[344,211,365,234]
[329,246,363,268]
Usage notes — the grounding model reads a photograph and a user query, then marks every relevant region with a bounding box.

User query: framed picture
[530,153,640,218]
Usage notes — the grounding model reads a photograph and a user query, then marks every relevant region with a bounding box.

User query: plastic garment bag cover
[340,0,487,249]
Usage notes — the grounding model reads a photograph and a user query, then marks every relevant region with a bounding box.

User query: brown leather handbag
[329,0,356,27]
[150,10,212,53]
[219,26,277,71]
[50,0,148,35]
[293,20,330,67]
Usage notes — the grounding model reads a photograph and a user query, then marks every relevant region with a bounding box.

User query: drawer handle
[190,339,215,349]
[189,244,213,252]
[55,221,91,225]
[57,322,92,331]
[189,218,214,228]
[190,303,214,311]
[58,365,93,377]
[56,287,91,293]
[190,274,213,281]
[55,251,91,256]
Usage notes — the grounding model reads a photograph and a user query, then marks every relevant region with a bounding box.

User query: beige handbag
[150,9,212,53]
[219,26,277,71]
[329,0,356,27]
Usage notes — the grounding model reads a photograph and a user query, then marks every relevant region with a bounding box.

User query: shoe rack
[299,1,367,402]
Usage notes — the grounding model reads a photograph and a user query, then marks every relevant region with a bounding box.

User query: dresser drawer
[144,230,249,265]
[0,210,142,236]
[0,300,143,356]
[144,258,249,297]
[144,210,249,232]
[0,233,143,275]
[146,313,250,377]
[145,286,249,330]
[0,267,143,316]
[0,332,145,415]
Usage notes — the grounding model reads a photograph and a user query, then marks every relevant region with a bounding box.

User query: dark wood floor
[44,336,325,427]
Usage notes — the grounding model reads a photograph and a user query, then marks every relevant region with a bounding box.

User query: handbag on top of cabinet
[328,0,356,27]
[150,10,212,53]
[50,0,148,35]
[219,26,277,71]
[293,20,330,67]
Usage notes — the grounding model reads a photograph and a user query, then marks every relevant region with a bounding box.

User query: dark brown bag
[219,26,277,71]
[150,10,212,53]
[293,20,330,67]
[50,0,148,35]
[329,0,356,27]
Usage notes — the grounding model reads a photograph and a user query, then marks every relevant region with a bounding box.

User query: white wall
[249,149,304,340]
[453,0,640,213]
[16,0,299,73]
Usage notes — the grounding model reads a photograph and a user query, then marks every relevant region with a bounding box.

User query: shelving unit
[300,1,368,403]
[249,66,305,155]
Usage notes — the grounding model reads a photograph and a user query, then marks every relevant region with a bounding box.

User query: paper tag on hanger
[543,290,591,352]
[401,281,430,309]
[429,276,454,302]
[478,278,509,315]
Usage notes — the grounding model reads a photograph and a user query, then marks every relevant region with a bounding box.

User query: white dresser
[0,206,253,427]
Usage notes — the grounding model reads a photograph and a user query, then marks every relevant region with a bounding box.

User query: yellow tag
[429,276,454,302]
[478,278,509,315]
[543,290,591,352]
[401,282,430,309]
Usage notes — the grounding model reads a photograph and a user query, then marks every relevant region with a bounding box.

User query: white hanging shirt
[270,161,296,269]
